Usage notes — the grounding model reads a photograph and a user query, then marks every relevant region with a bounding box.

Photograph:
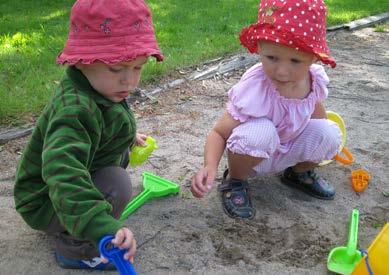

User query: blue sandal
[281,167,335,200]
[218,170,255,219]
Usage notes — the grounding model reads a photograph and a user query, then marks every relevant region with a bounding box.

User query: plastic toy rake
[120,172,180,221]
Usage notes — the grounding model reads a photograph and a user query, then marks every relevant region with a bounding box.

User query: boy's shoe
[218,169,255,219]
[55,252,116,270]
[281,167,335,200]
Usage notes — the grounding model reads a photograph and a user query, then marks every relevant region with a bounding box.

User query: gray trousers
[43,165,132,260]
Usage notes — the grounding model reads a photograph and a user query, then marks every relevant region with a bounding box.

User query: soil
[0,27,388,274]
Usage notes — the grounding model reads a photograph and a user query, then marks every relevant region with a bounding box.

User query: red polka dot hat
[240,0,336,68]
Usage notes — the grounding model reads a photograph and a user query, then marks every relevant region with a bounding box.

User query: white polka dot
[313,36,316,40]
[291,28,295,32]
[301,11,305,14]
[256,35,259,38]
[295,47,299,50]
[296,3,300,6]
[286,19,289,23]
[288,7,292,11]
[320,6,323,9]
[251,36,254,39]
[265,3,268,6]
[318,12,321,16]
[263,29,265,33]
[313,15,316,19]
[276,38,280,43]
[254,29,257,33]
[304,32,307,36]
[272,31,275,34]
[273,1,276,5]
[294,15,297,19]
[299,23,302,27]
[289,40,293,44]
[281,13,284,17]
[306,19,309,23]
[310,27,313,31]
[277,25,281,29]
[265,36,268,40]
[309,7,312,11]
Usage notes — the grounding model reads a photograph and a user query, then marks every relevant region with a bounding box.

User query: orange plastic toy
[334,147,354,165]
[351,169,370,193]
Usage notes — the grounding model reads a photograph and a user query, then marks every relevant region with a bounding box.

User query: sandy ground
[0,27,388,274]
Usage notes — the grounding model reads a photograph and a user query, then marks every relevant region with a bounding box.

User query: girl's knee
[305,119,342,159]
[227,118,279,157]
[311,119,341,146]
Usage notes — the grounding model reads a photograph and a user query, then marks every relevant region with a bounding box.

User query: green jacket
[14,66,136,245]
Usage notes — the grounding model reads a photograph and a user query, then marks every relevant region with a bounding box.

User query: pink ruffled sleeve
[310,64,329,101]
[227,64,273,122]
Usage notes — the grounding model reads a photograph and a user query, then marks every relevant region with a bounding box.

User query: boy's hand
[191,166,216,198]
[101,227,136,264]
[135,133,147,146]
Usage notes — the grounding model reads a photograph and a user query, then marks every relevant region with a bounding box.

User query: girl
[191,0,341,220]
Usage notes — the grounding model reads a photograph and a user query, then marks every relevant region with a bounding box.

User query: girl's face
[259,41,316,88]
[76,56,148,103]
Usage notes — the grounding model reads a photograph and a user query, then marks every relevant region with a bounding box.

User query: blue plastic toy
[99,235,137,275]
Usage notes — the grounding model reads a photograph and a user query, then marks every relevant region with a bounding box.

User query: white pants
[227,118,342,175]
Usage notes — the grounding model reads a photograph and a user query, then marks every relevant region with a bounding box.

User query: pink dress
[226,63,341,175]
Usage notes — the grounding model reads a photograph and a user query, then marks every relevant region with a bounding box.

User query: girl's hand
[191,166,217,198]
[101,227,136,264]
[135,133,147,146]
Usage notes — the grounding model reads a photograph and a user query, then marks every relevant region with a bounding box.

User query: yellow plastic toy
[129,136,158,167]
[352,223,389,274]
[320,111,354,166]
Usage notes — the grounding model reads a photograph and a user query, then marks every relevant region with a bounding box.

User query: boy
[14,0,163,270]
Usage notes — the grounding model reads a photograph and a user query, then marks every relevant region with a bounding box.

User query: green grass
[374,23,389,32]
[1,0,388,125]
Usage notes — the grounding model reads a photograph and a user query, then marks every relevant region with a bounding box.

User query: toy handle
[334,147,354,165]
[99,235,137,275]
[346,209,359,256]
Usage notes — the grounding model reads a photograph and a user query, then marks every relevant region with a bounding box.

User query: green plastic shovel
[327,209,363,275]
[120,172,180,221]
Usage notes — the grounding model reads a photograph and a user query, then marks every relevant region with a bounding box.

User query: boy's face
[76,56,148,103]
[259,41,316,88]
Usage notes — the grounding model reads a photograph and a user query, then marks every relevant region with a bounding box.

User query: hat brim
[240,23,336,68]
[56,50,163,65]
[56,35,164,65]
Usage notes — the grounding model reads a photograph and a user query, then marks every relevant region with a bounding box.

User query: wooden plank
[0,127,33,145]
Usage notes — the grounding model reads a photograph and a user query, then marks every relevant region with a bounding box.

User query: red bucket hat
[240,0,336,68]
[56,0,163,65]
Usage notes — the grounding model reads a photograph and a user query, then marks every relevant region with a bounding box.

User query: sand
[0,27,388,274]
